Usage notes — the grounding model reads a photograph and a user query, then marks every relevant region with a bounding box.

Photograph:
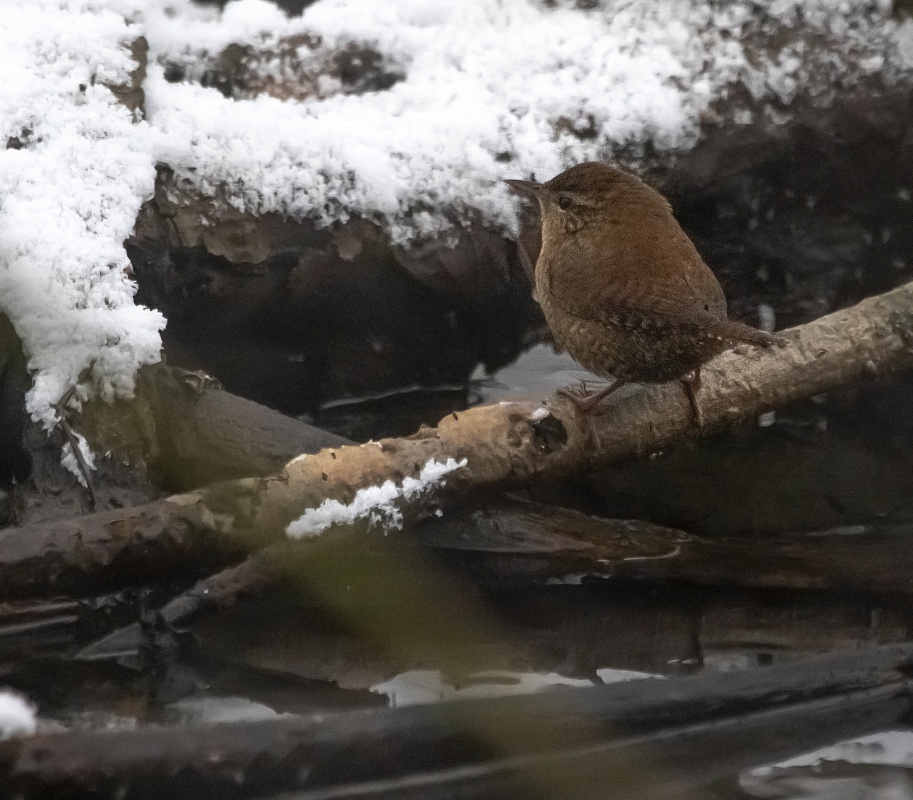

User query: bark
[3,281,913,601]
[0,500,250,599]
[1,646,911,800]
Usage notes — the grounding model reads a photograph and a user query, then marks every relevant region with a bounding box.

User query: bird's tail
[715,319,781,347]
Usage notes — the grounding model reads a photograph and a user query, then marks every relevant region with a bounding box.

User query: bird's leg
[680,367,704,428]
[557,379,626,415]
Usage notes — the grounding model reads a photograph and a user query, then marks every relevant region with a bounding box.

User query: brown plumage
[506,162,776,424]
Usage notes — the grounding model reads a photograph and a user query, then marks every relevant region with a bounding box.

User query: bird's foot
[680,369,704,428]
[557,380,625,415]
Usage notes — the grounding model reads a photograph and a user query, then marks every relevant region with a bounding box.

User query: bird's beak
[505,179,543,198]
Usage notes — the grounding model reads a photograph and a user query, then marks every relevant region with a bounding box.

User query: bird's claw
[556,380,623,415]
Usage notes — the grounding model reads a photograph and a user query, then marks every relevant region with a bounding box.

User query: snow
[142,0,906,245]
[286,457,466,538]
[742,730,913,798]
[60,431,97,488]
[0,691,36,739]
[0,0,906,459]
[0,0,164,434]
[754,731,913,773]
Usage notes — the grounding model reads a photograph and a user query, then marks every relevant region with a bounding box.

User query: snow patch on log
[0,0,164,432]
[286,456,466,538]
[0,691,36,740]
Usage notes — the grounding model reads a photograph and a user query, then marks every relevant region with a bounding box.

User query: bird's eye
[557,195,572,210]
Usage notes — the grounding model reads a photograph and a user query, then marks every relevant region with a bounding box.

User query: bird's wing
[546,215,727,327]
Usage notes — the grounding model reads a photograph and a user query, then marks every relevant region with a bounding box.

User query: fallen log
[195,279,913,540]
[77,363,351,490]
[3,645,911,800]
[3,281,913,600]
[256,685,907,800]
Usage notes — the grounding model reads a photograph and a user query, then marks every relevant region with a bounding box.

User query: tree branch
[3,281,912,600]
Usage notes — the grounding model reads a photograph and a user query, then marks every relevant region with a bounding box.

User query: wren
[506,162,776,425]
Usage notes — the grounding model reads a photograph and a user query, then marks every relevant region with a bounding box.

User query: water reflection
[370,667,655,707]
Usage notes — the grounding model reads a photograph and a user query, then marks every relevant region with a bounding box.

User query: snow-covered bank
[0,0,164,434]
[144,0,910,245]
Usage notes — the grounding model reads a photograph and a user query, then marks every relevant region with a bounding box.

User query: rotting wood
[2,645,911,800]
[3,281,913,601]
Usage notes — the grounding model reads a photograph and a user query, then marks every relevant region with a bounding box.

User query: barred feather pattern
[542,301,773,385]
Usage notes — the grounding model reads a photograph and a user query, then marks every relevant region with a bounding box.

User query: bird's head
[507,162,657,239]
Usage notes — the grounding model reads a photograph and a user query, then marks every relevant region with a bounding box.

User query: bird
[506,161,777,426]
